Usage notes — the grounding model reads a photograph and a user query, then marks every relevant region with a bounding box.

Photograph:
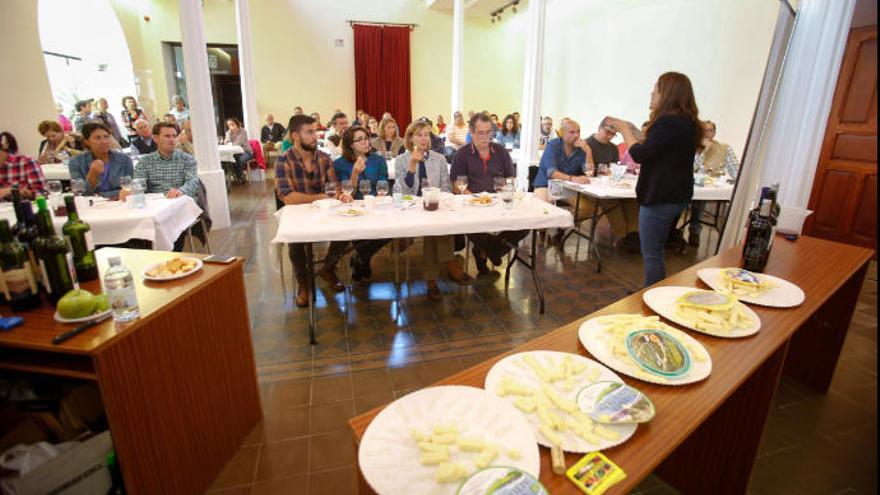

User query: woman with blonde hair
[371,116,405,157]
[394,120,471,299]
[37,120,80,163]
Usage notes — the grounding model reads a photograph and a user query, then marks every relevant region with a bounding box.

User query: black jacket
[131,136,158,155]
[630,115,697,205]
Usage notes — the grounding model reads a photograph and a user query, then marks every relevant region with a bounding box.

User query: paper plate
[643,286,761,338]
[335,207,368,217]
[484,351,636,453]
[697,268,805,307]
[467,194,497,207]
[141,257,203,281]
[359,385,540,495]
[579,314,712,386]
[54,308,111,324]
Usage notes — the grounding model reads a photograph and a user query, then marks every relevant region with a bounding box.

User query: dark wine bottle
[17,200,41,290]
[33,196,77,304]
[62,195,98,281]
[742,198,773,273]
[0,219,41,311]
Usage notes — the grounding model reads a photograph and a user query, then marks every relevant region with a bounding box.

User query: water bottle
[695,164,706,187]
[392,180,403,208]
[104,256,139,322]
[130,179,146,209]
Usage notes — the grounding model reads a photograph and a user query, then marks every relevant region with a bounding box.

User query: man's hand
[88,159,105,176]
[573,138,589,151]
[571,176,590,185]
[166,188,183,199]
[339,192,353,204]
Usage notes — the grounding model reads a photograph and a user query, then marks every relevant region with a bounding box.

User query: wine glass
[120,175,132,197]
[70,179,86,196]
[500,184,514,211]
[455,175,468,195]
[359,179,372,199]
[376,180,389,198]
[584,162,595,178]
[47,180,63,210]
[341,181,355,199]
[493,177,506,193]
[598,163,609,176]
[325,181,337,199]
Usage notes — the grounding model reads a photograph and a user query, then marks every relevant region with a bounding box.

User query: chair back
[249,139,267,169]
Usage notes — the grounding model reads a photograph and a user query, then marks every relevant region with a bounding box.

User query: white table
[0,195,202,251]
[272,195,573,342]
[40,164,70,181]
[217,144,244,163]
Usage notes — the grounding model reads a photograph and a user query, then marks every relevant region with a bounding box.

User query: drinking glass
[376,180,389,197]
[500,185,514,211]
[548,179,563,206]
[359,179,372,199]
[493,177,506,193]
[455,175,468,195]
[70,179,86,196]
[325,181,337,198]
[341,181,355,199]
[47,180,63,211]
[598,163,609,176]
[584,162,595,178]
[120,175,132,198]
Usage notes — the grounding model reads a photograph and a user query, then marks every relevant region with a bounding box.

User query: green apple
[57,289,98,319]
[94,293,110,313]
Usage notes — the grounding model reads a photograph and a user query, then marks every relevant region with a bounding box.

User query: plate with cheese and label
[579,314,712,386]
[643,286,761,338]
[358,385,539,495]
[697,267,805,307]
[484,351,637,453]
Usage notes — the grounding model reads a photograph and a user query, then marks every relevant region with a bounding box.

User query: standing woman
[371,116,405,157]
[93,98,125,147]
[608,72,703,286]
[224,117,254,183]
[120,96,148,140]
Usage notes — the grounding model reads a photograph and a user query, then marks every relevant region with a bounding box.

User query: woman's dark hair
[500,114,519,136]
[0,132,19,154]
[121,96,138,109]
[341,126,371,163]
[152,122,179,136]
[38,120,63,135]
[226,117,243,128]
[82,122,112,140]
[648,72,704,150]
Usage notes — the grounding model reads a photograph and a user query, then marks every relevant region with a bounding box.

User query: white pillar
[178,0,231,229]
[234,0,259,140]
[516,0,547,183]
[450,0,465,118]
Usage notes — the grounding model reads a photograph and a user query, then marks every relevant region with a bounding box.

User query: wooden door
[805,26,877,252]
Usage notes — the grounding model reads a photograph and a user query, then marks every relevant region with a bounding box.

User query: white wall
[540,0,781,157]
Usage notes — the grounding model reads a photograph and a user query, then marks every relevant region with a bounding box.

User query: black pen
[53,313,113,345]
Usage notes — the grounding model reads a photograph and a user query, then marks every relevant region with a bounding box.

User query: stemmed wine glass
[455,175,468,195]
[359,179,372,199]
[376,180,389,198]
[325,181,337,199]
[341,181,355,200]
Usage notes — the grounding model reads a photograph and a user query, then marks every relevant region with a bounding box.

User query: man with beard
[275,114,349,307]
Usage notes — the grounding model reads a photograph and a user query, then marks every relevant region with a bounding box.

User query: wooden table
[0,248,261,494]
[349,235,873,494]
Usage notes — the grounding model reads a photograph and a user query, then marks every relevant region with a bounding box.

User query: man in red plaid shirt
[0,132,46,200]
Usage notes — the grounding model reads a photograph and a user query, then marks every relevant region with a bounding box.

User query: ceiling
[426,0,527,17]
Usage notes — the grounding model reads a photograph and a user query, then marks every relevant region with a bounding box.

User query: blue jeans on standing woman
[639,202,687,287]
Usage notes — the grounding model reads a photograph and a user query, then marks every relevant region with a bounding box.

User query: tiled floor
[204,182,877,495]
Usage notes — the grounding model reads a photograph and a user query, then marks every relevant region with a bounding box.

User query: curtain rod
[347,20,417,30]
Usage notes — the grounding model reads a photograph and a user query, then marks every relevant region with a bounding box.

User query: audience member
[37,120,81,164]
[163,113,177,126]
[311,113,327,131]
[367,117,379,138]
[261,114,286,158]
[176,120,194,155]
[353,109,367,126]
[394,120,472,298]
[539,116,554,148]
[489,114,500,134]
[436,115,446,134]
[120,96,148,139]
[93,97,125,146]
[325,112,350,156]
[224,117,253,183]
[444,111,469,160]
[57,102,73,133]
[585,118,620,172]
[0,132,46,199]
[293,106,304,116]
[68,122,134,199]
[333,126,390,281]
[168,95,190,123]
[687,120,740,245]
[371,116,405,157]
[73,99,95,133]
[275,114,348,306]
[450,113,526,275]
[495,114,520,149]
[130,119,158,155]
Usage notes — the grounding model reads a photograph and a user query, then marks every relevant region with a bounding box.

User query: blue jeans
[639,202,687,287]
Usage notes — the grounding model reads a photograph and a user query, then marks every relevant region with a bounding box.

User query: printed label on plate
[724,268,761,285]
[625,330,691,377]
[458,467,547,495]
[577,382,655,425]
[683,291,731,306]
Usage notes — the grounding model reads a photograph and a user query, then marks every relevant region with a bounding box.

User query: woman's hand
[408,146,424,172]
[353,156,366,176]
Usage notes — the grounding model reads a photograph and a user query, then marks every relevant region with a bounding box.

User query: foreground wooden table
[350,236,872,494]
[0,248,261,494]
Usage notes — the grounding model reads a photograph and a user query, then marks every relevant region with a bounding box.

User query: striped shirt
[1,154,46,195]
[134,150,201,199]
[275,147,339,200]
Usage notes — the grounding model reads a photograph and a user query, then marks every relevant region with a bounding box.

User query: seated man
[130,119,158,155]
[276,114,349,307]
[585,118,620,173]
[260,114,286,159]
[68,122,134,199]
[324,112,349,157]
[0,132,46,199]
[126,123,202,251]
[688,120,740,246]
[450,113,527,275]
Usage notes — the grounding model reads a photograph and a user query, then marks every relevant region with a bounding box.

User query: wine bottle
[16,200,41,290]
[62,195,98,281]
[33,196,77,304]
[742,198,773,273]
[0,219,41,311]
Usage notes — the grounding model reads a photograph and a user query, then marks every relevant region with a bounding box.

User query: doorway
[214,75,243,137]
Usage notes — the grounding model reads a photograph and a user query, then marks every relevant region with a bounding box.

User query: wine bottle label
[66,252,79,289]
[39,259,52,294]
[85,231,95,252]
[2,267,38,299]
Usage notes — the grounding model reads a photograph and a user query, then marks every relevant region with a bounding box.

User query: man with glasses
[450,113,527,276]
[585,118,620,174]
[275,114,348,307]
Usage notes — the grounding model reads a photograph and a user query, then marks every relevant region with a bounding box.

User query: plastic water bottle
[104,256,139,322]
[695,164,706,187]
[392,180,403,208]
[130,179,146,209]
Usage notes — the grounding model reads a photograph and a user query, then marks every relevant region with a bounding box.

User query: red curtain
[353,24,412,130]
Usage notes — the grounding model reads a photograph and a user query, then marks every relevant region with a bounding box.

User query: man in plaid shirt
[0,132,46,199]
[275,114,348,307]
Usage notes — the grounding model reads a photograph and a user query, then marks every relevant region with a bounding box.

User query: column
[516,0,548,183]
[450,0,465,119]
[234,0,260,139]
[178,0,231,229]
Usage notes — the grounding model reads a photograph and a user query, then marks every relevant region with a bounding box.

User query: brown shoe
[318,267,345,292]
[427,280,442,299]
[445,260,473,285]
[295,279,310,308]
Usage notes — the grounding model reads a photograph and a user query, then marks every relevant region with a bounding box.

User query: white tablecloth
[561,177,734,202]
[271,195,573,244]
[0,196,202,251]
[40,164,70,181]
[218,144,244,163]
